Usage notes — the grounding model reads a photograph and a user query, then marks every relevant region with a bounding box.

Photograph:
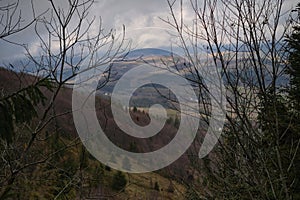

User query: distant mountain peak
[123,48,175,59]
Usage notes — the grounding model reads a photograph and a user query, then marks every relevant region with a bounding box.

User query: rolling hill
[0,66,205,199]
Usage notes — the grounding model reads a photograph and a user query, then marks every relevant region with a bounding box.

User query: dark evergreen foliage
[286,3,300,111]
[0,78,53,144]
[111,171,127,191]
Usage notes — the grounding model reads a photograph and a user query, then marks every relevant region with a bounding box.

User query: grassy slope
[0,67,188,199]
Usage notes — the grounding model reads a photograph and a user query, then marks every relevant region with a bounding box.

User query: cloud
[0,0,297,62]
[0,0,176,61]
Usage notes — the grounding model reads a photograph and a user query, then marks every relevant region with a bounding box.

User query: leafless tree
[0,0,39,39]
[0,0,128,198]
[163,0,299,199]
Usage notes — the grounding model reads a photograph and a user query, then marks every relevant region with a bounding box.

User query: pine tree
[174,116,180,128]
[154,181,160,191]
[111,171,127,191]
[0,78,52,144]
[133,106,137,112]
[285,3,300,197]
[286,3,300,111]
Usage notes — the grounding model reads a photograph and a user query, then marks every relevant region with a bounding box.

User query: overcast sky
[0,0,297,63]
[0,0,179,62]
